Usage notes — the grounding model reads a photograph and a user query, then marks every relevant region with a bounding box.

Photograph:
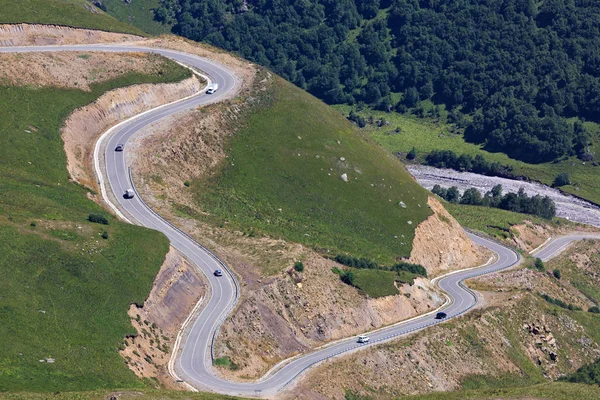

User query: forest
[154,0,600,163]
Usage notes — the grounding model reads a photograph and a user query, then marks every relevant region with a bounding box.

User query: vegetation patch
[193,77,431,264]
[0,0,145,35]
[0,62,188,391]
[102,0,172,35]
[432,184,556,220]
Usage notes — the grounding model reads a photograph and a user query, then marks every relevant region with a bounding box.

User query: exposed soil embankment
[120,247,206,389]
[409,197,490,276]
[63,74,202,190]
[0,52,177,90]
[289,292,600,399]
[0,23,141,46]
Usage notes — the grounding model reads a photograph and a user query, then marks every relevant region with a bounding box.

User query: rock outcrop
[409,197,489,276]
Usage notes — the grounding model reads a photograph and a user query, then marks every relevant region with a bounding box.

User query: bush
[184,181,191,187]
[406,147,417,160]
[101,231,109,240]
[340,270,355,286]
[539,293,582,311]
[553,172,570,187]
[534,258,546,272]
[88,213,109,225]
[588,306,600,314]
[294,261,304,272]
[553,269,562,279]
[392,262,428,277]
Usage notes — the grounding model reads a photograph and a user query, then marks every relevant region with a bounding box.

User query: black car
[435,312,447,320]
[115,144,125,152]
[214,269,223,277]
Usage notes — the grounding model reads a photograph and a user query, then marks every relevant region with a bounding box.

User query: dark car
[435,312,447,320]
[214,269,223,277]
[115,144,125,152]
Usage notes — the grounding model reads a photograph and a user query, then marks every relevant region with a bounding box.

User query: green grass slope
[0,60,190,391]
[337,104,600,206]
[0,0,145,35]
[101,0,171,36]
[193,76,432,265]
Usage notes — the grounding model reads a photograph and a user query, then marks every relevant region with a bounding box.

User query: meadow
[192,77,432,265]
[0,0,144,35]
[0,59,189,391]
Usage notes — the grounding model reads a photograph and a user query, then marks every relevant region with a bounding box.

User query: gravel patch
[407,165,600,227]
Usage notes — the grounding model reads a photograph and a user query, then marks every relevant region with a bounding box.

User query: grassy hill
[101,0,171,36]
[0,60,190,391]
[0,0,145,35]
[192,76,432,265]
[337,104,600,207]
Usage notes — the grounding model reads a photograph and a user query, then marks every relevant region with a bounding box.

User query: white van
[207,83,219,94]
[124,189,135,199]
[357,335,370,343]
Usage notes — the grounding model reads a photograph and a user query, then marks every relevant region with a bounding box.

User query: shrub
[294,261,304,272]
[30,221,37,227]
[340,270,355,286]
[534,258,546,272]
[184,181,191,187]
[553,269,562,279]
[101,231,109,240]
[392,262,428,277]
[88,213,109,225]
[589,306,600,314]
[553,172,570,187]
[406,147,417,160]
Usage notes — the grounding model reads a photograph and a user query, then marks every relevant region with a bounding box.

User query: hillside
[290,237,600,399]
[0,48,192,390]
[0,0,145,35]
[105,0,600,210]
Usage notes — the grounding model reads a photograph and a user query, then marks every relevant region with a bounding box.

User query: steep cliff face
[409,197,490,276]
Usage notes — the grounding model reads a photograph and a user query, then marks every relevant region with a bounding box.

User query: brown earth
[0,51,179,90]
[0,24,141,46]
[287,293,600,400]
[287,238,600,399]
[120,247,206,389]
[63,74,203,190]
[409,197,490,276]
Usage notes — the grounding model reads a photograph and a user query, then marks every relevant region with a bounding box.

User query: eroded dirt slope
[0,51,176,90]
[410,197,489,276]
[120,247,206,389]
[0,23,141,46]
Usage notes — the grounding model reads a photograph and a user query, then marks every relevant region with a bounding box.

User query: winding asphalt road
[2,43,597,398]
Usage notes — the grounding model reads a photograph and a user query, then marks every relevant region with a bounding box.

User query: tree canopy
[156,0,600,163]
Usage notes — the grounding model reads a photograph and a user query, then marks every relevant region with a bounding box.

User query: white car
[357,335,370,343]
[124,189,135,199]
[207,83,219,94]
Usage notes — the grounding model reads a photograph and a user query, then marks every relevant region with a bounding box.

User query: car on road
[115,144,125,152]
[435,312,447,319]
[214,269,223,277]
[207,83,219,94]
[357,335,370,343]
[124,189,135,199]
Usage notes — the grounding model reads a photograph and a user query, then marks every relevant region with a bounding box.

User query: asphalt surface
[1,44,597,398]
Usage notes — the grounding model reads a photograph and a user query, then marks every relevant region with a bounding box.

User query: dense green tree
[157,0,600,163]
